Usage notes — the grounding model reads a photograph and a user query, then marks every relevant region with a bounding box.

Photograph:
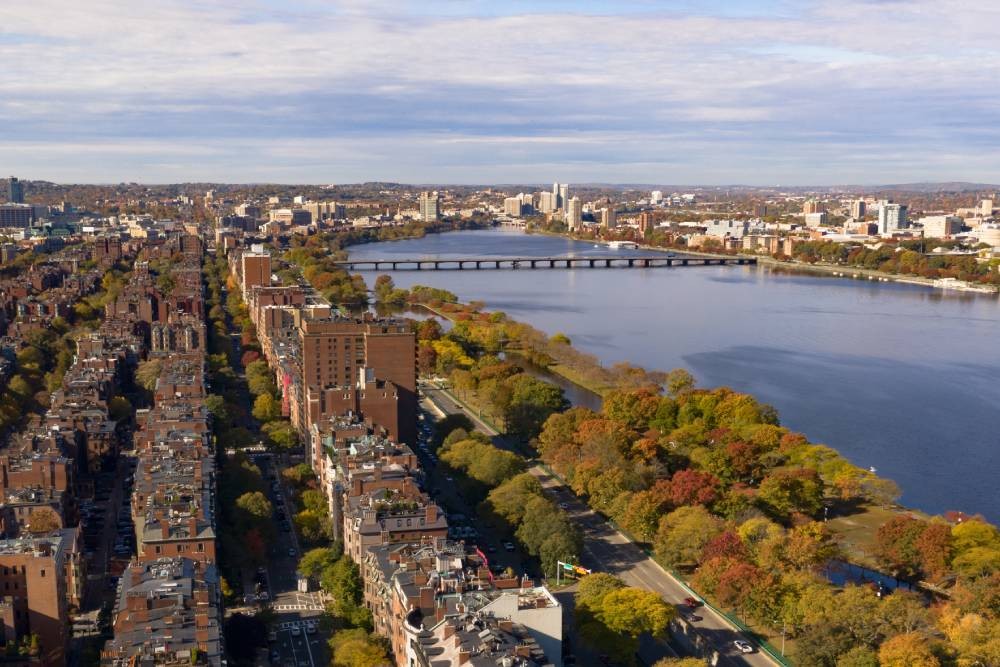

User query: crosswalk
[274,604,325,612]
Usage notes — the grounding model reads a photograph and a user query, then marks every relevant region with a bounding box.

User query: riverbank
[528,225,999,294]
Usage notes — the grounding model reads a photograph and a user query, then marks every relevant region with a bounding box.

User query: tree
[757,467,824,518]
[598,588,675,637]
[577,573,626,610]
[252,393,281,423]
[653,660,708,667]
[329,628,389,667]
[299,547,340,580]
[26,507,61,533]
[135,359,162,391]
[834,646,878,667]
[665,368,695,397]
[485,473,544,526]
[667,469,721,506]
[108,395,133,423]
[205,394,230,425]
[878,633,940,667]
[262,420,298,449]
[223,613,268,664]
[654,506,723,569]
[235,491,272,523]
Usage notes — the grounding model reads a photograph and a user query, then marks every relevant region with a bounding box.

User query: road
[248,453,328,667]
[422,384,780,667]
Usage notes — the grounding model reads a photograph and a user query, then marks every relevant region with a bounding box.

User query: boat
[608,241,638,250]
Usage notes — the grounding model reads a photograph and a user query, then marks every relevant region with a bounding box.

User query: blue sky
[2,0,999,184]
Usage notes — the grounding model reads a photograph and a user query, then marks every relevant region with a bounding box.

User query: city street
[422,384,781,667]
[251,453,328,667]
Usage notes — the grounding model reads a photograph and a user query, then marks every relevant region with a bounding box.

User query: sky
[2,0,1000,185]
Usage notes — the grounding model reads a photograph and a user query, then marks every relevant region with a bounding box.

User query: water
[349,228,1000,522]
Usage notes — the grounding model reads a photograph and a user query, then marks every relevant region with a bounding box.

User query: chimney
[443,623,455,640]
[419,586,434,610]
[425,504,438,524]
[188,516,198,535]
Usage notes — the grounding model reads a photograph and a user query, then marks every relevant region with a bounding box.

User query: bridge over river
[336,256,755,271]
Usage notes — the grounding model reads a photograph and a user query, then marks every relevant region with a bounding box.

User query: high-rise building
[566,197,582,230]
[297,316,417,461]
[601,207,617,228]
[418,192,440,222]
[7,177,23,204]
[980,199,994,217]
[803,199,824,215]
[877,202,909,234]
[650,190,663,205]
[559,184,569,210]
[503,197,524,217]
[538,191,556,213]
[0,204,34,228]
[850,199,867,219]
[638,211,655,235]
[241,248,271,292]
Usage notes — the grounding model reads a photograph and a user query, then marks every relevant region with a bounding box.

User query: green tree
[252,393,281,423]
[135,359,162,391]
[598,587,675,637]
[329,628,389,667]
[108,395,133,423]
[654,506,723,569]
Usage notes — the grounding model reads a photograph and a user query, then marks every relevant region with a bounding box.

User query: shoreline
[528,226,999,295]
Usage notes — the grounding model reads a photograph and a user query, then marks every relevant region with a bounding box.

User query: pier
[334,256,756,271]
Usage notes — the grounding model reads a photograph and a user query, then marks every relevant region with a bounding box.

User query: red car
[683,597,701,608]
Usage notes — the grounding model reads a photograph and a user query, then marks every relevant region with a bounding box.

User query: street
[421,384,780,667]
[247,452,328,667]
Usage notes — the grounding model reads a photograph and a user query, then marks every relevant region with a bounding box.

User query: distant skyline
[3,1,1000,184]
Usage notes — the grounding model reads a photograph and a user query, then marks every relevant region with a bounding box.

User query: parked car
[503,542,515,552]
[733,640,754,654]
[290,626,301,637]
[306,622,317,635]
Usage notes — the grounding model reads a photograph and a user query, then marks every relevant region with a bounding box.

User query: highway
[422,384,781,667]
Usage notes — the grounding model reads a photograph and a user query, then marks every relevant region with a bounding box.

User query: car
[687,614,702,622]
[733,640,754,654]
[486,544,497,553]
[268,631,278,643]
[558,502,569,510]
[503,541,515,552]
[288,548,297,557]
[683,597,701,608]
[270,649,280,663]
[306,622,317,635]
[290,626,301,637]
[243,594,256,605]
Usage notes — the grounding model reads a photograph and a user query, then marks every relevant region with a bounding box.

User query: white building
[877,202,908,234]
[918,215,963,238]
[418,191,440,222]
[566,196,582,230]
[704,219,750,238]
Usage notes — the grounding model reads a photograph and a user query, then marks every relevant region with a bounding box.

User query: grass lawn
[826,503,929,569]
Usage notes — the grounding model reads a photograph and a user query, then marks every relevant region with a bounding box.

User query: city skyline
[4,1,1000,184]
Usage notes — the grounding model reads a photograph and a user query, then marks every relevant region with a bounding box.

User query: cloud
[1,0,999,183]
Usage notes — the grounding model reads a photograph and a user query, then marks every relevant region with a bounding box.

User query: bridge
[335,256,756,271]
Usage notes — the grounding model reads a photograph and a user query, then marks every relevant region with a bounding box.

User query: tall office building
[566,197,582,230]
[538,191,556,213]
[650,190,663,205]
[240,248,271,292]
[559,184,569,210]
[7,177,23,204]
[638,211,655,235]
[803,199,824,215]
[418,191,440,222]
[850,199,866,219]
[601,207,617,228]
[503,197,524,217]
[552,182,560,208]
[877,202,908,234]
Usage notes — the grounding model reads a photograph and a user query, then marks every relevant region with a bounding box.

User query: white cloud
[1,0,1000,182]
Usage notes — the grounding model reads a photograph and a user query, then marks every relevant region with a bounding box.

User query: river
[349,228,1000,522]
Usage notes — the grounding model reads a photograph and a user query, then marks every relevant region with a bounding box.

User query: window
[155,546,162,554]
[198,543,204,552]
[39,569,45,578]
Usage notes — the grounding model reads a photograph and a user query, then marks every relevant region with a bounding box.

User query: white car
[733,640,754,654]
[290,626,301,637]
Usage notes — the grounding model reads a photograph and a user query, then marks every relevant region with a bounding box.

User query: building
[877,202,909,234]
[7,177,24,204]
[981,199,994,217]
[804,212,829,227]
[101,558,223,666]
[703,219,749,238]
[851,199,867,219]
[418,192,440,222]
[0,531,73,666]
[241,248,271,292]
[297,315,417,456]
[565,197,582,230]
[537,191,556,213]
[503,197,524,217]
[918,215,963,238]
[650,190,663,205]
[0,204,34,229]
[803,199,825,215]
[600,207,617,228]
[268,208,311,226]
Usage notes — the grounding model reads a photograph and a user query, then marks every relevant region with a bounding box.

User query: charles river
[348,228,1000,523]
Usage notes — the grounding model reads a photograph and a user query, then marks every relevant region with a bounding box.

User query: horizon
[5,1,1000,183]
